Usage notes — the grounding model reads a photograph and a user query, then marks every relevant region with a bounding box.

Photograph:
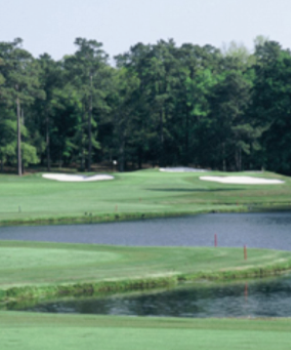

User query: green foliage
[1,37,291,174]
[251,41,291,174]
[22,143,39,166]
[63,38,111,170]
[0,108,16,165]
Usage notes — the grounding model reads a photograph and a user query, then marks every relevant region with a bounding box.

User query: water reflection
[2,212,291,318]
[10,275,291,318]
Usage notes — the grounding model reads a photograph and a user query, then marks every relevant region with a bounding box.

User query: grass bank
[0,240,291,302]
[1,312,291,350]
[0,170,290,226]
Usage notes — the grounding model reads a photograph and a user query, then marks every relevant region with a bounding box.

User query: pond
[1,212,291,250]
[1,212,291,318]
[5,274,291,318]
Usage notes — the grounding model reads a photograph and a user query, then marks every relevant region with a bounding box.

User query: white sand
[42,173,114,182]
[160,167,207,173]
[200,176,284,185]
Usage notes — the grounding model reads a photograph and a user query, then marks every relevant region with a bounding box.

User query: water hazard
[7,274,291,318]
[1,212,291,318]
[1,212,291,250]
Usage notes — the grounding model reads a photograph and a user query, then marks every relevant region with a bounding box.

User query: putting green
[0,169,289,226]
[0,247,120,270]
[0,241,290,298]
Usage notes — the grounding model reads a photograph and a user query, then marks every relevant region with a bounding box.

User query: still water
[1,212,291,250]
[1,212,291,318]
[12,275,291,318]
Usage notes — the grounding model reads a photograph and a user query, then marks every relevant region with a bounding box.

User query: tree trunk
[222,143,226,171]
[118,145,124,172]
[46,114,51,172]
[138,147,142,170]
[21,107,25,125]
[118,127,125,172]
[80,108,85,171]
[0,155,3,173]
[235,147,242,171]
[16,97,22,176]
[87,73,93,171]
[184,108,190,166]
[249,143,252,170]
[159,109,164,167]
[21,108,25,174]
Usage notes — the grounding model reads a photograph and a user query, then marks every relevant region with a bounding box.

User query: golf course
[0,169,290,226]
[1,169,291,349]
[1,312,291,350]
[1,240,291,302]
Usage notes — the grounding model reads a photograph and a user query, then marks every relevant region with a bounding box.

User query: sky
[0,0,290,61]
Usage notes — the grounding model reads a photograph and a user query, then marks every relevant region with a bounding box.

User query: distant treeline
[0,37,291,174]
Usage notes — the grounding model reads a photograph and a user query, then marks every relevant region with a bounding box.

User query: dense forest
[0,36,291,175]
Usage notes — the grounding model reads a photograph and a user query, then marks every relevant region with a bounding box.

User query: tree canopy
[0,37,291,174]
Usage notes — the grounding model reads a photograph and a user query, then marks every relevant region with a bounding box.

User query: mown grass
[0,240,290,302]
[1,312,291,350]
[1,170,291,349]
[0,169,290,226]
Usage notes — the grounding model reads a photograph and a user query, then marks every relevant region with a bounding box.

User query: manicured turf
[1,312,291,350]
[0,169,290,226]
[1,170,290,350]
[0,240,290,300]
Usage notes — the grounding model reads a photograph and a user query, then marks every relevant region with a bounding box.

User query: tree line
[1,36,291,175]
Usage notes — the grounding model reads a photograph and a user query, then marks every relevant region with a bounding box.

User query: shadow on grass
[146,188,242,192]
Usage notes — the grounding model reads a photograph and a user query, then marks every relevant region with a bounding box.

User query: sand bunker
[200,176,284,185]
[42,173,114,182]
[160,167,207,173]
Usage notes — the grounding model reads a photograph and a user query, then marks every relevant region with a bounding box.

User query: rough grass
[0,170,290,226]
[1,312,291,350]
[0,240,290,302]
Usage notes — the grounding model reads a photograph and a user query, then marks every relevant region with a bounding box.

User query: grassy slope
[1,171,291,349]
[0,241,290,300]
[0,170,290,225]
[1,312,291,350]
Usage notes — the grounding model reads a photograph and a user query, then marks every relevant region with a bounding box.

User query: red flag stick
[244,245,247,260]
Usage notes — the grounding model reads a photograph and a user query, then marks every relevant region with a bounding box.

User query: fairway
[0,240,291,301]
[1,170,291,350]
[0,170,289,226]
[1,6,291,349]
[1,312,291,350]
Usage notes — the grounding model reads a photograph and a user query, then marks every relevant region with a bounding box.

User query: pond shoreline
[1,208,291,306]
[2,253,291,305]
[1,203,291,228]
